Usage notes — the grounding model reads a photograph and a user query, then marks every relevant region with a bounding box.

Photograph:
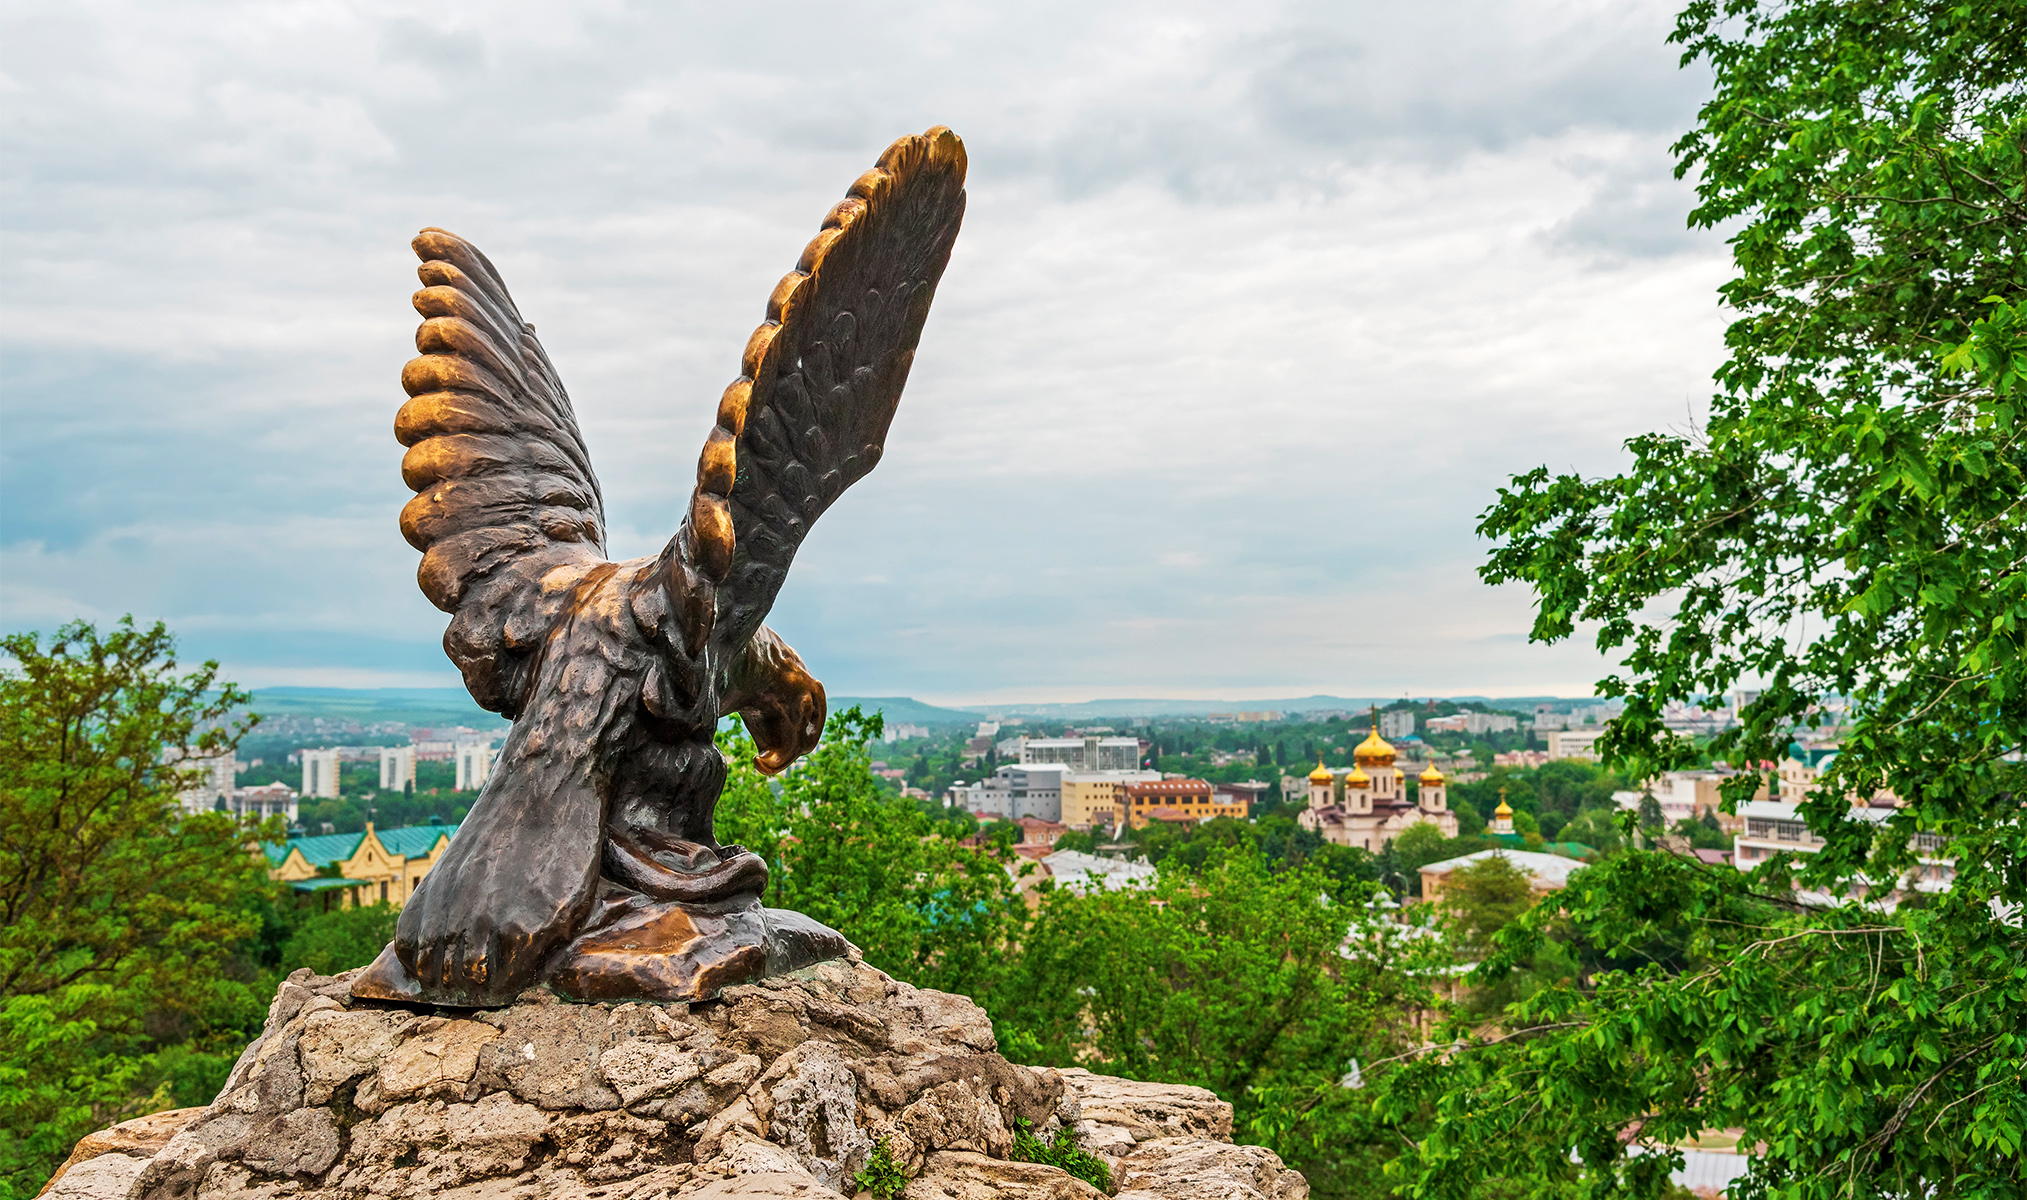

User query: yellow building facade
[264,822,456,911]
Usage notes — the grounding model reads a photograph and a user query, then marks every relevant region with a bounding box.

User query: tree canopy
[0,619,272,1197]
[1392,0,2027,1194]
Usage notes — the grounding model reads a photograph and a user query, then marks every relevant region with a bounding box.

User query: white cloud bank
[0,0,1732,703]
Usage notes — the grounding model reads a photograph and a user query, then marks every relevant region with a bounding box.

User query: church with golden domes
[1299,722,1459,852]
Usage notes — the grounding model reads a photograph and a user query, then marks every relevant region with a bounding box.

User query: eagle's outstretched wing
[676,126,967,662]
[395,229,608,717]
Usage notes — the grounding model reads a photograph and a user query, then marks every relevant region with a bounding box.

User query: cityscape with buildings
[191,689,1917,923]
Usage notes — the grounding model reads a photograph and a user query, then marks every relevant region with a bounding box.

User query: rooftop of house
[1040,849,1157,894]
[267,821,459,868]
[1418,848,1591,888]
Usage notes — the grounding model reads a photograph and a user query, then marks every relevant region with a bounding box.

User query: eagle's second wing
[674,126,967,662]
[396,229,608,717]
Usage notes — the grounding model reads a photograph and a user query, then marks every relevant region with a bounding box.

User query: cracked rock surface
[47,952,1306,1199]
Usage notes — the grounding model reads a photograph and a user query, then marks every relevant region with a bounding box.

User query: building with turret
[1297,722,1459,851]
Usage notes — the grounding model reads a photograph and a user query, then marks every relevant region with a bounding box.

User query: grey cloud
[2,0,1729,698]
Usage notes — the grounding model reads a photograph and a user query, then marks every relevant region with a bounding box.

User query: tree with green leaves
[1380,1,2027,1194]
[1437,855,1535,956]
[713,707,1025,1001]
[0,619,271,1196]
[997,849,1445,1199]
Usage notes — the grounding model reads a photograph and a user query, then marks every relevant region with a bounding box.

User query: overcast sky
[1,0,1733,705]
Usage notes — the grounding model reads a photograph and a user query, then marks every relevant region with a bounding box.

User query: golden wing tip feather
[686,125,966,585]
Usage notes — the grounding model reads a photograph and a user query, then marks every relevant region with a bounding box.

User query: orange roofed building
[1118,779,1248,828]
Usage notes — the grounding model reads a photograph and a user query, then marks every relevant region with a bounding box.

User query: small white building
[232,782,299,822]
[300,748,341,799]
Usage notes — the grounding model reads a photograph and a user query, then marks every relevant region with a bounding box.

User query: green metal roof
[263,821,459,869]
[376,824,455,856]
[290,877,370,892]
[285,831,366,867]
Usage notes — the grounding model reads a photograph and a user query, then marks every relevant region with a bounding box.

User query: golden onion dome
[1353,726,1396,765]
[1494,797,1514,817]
[1307,757,1334,784]
[1419,763,1445,784]
[1346,765,1372,789]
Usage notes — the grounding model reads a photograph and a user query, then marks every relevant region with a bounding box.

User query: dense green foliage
[1393,1,2027,1195]
[714,707,1026,999]
[0,622,464,1198]
[0,620,269,1196]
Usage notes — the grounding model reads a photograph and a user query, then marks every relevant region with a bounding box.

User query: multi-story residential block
[379,745,417,792]
[1731,793,1952,897]
[301,748,341,799]
[1380,710,1416,739]
[167,747,237,814]
[455,739,496,792]
[1463,712,1519,735]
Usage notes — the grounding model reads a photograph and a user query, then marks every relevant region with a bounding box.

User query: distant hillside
[954,694,1574,719]
[828,696,980,727]
[244,687,507,728]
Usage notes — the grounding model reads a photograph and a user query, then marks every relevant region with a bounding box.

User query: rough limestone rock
[53,952,1306,1199]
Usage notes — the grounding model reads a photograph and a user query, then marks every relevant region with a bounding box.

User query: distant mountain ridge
[952,694,1574,719]
[235,688,1580,728]
[244,687,508,728]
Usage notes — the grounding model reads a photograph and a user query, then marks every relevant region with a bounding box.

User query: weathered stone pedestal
[42,953,1307,1200]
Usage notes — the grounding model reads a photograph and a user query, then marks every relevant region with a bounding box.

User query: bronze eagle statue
[353,127,967,1007]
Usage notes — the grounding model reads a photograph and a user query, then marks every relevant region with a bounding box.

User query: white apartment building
[1020,736,1142,772]
[167,747,237,814]
[379,745,418,792]
[1731,798,1954,895]
[1545,728,1606,760]
[455,739,497,792]
[1464,712,1519,735]
[1379,710,1416,739]
[881,723,931,744]
[300,748,341,799]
